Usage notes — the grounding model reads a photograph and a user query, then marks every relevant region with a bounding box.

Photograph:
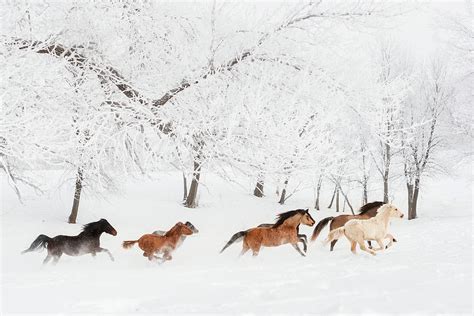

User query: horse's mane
[358,201,384,215]
[82,219,107,234]
[273,209,308,228]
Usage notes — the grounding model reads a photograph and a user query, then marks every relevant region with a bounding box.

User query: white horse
[324,204,404,255]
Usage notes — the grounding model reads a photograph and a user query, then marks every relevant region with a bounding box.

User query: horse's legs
[291,243,306,257]
[299,238,307,252]
[52,253,62,265]
[384,233,395,249]
[330,239,337,251]
[371,239,385,251]
[298,234,308,244]
[97,247,115,261]
[239,241,250,256]
[367,240,373,249]
[357,239,376,256]
[350,241,357,254]
[43,254,52,265]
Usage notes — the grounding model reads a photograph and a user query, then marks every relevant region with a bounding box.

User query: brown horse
[123,222,196,262]
[220,209,315,257]
[311,201,397,251]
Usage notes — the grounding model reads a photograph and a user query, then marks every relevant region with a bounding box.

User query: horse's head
[176,222,195,236]
[381,205,404,219]
[185,221,199,234]
[300,209,315,226]
[100,219,118,236]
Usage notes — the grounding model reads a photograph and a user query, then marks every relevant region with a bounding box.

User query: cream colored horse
[324,204,404,255]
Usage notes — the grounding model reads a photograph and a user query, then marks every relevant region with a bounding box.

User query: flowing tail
[122,240,139,249]
[21,234,52,254]
[220,231,247,253]
[311,217,334,242]
[324,227,345,245]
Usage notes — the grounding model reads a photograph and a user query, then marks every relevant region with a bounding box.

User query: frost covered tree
[401,60,453,219]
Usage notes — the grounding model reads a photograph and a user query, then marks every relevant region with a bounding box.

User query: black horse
[22,219,117,264]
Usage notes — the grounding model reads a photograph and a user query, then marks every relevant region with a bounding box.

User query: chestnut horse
[22,218,117,264]
[123,222,196,262]
[152,221,198,249]
[311,201,397,250]
[220,209,315,257]
[325,204,403,255]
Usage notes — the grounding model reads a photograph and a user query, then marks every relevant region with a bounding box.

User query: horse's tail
[311,217,334,242]
[122,240,139,249]
[21,234,51,254]
[324,227,345,245]
[220,231,247,253]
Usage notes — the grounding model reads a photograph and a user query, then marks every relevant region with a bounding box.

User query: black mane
[82,219,109,234]
[273,209,308,228]
[358,201,384,215]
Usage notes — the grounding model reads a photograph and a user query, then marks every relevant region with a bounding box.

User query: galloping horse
[325,204,403,255]
[220,209,315,257]
[152,221,198,249]
[123,222,197,262]
[22,218,117,264]
[311,201,397,250]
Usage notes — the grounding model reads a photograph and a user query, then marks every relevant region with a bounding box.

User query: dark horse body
[22,219,117,264]
[311,201,397,251]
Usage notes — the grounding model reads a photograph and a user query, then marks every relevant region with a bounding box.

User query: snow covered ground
[1,171,472,314]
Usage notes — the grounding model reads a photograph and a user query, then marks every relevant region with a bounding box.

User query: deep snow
[1,171,472,314]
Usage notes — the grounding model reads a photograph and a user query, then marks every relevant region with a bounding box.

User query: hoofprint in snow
[1,172,472,314]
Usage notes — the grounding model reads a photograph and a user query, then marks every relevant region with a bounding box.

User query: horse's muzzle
[110,229,118,236]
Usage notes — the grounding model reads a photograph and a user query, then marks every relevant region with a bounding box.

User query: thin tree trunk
[335,189,340,212]
[184,160,201,208]
[68,168,83,224]
[182,172,188,201]
[278,178,289,204]
[328,185,337,208]
[314,176,323,210]
[339,186,355,215]
[383,174,389,203]
[408,178,419,220]
[362,177,368,205]
[253,177,264,197]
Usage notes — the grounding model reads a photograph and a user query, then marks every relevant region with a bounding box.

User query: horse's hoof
[385,246,388,249]
[393,238,398,242]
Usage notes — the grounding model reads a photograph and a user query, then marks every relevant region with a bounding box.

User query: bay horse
[152,221,198,249]
[311,201,396,250]
[123,221,196,262]
[22,218,117,264]
[220,209,315,257]
[325,204,403,255]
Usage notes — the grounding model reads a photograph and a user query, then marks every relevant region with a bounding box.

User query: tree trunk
[314,176,323,210]
[327,185,337,208]
[182,172,188,201]
[408,178,420,220]
[68,168,83,224]
[383,174,389,203]
[278,178,289,204]
[184,161,201,208]
[253,177,264,197]
[362,179,368,205]
[339,186,355,215]
[335,189,340,212]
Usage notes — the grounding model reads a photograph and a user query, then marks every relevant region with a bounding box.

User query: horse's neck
[279,216,301,229]
[374,211,391,229]
[79,230,102,238]
[165,227,182,243]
